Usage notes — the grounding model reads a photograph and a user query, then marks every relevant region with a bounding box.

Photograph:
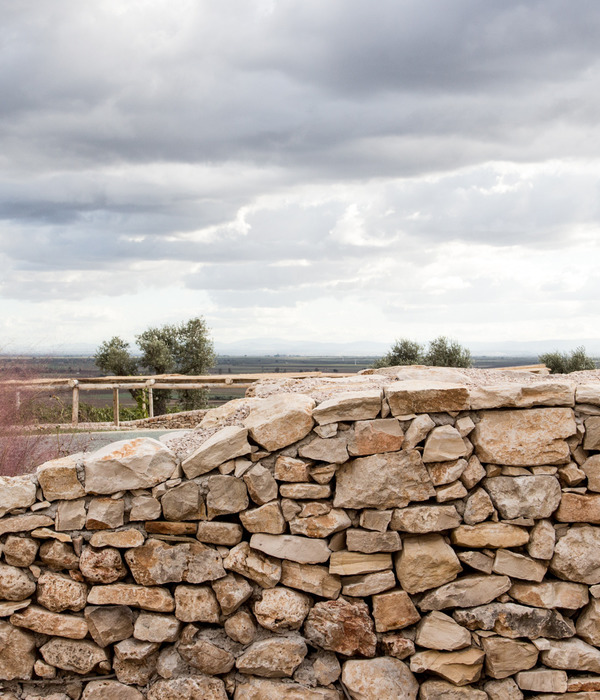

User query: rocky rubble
[0,369,599,698]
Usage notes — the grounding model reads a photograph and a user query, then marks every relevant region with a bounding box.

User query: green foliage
[94,337,137,376]
[375,335,472,369]
[539,346,597,374]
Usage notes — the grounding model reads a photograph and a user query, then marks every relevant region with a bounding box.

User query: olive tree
[539,346,596,374]
[375,335,472,369]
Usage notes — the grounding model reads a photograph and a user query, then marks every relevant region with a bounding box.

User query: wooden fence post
[113,388,120,427]
[71,385,80,426]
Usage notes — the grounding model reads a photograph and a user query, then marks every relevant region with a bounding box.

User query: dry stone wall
[1,373,600,698]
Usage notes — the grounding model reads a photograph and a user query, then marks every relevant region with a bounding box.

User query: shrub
[375,336,472,369]
[539,346,597,374]
[373,338,424,368]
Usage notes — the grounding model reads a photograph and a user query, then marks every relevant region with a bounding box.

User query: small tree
[424,336,472,368]
[373,338,424,368]
[94,337,137,376]
[539,346,597,374]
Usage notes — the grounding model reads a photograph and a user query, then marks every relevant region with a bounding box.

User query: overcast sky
[2,0,600,354]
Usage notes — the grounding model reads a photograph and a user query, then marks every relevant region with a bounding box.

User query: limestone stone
[0,513,54,536]
[345,528,401,553]
[419,574,512,611]
[528,519,556,560]
[297,500,332,517]
[241,502,286,534]
[310,463,338,483]
[463,488,495,525]
[472,408,576,466]
[403,414,436,451]
[196,520,243,545]
[84,605,134,647]
[37,454,85,502]
[3,536,38,567]
[161,482,204,520]
[379,634,415,660]
[298,436,349,463]
[386,381,470,415]
[360,509,393,532]
[182,426,251,478]
[79,546,127,584]
[482,636,538,678]
[236,635,307,677]
[550,525,600,583]
[87,583,174,612]
[40,638,109,674]
[10,604,87,639]
[341,658,418,700]
[177,626,234,675]
[304,599,376,657]
[312,652,341,686]
[291,509,351,538]
[347,418,404,456]
[484,677,524,700]
[37,572,87,612]
[568,676,600,692]
[280,483,332,499]
[86,497,124,529]
[84,438,177,494]
[419,679,486,699]
[577,599,600,645]
[329,550,392,576]
[244,394,315,450]
[469,382,574,410]
[342,570,396,597]
[456,602,575,640]
[250,533,331,564]
[583,454,600,495]
[493,549,548,582]
[395,534,461,594]
[436,480,468,502]
[451,523,529,548]
[0,621,36,680]
[584,416,600,450]
[410,647,484,685]
[223,542,282,588]
[0,564,36,601]
[577,383,600,405]
[275,455,312,482]
[334,450,435,509]
[39,539,79,569]
[174,584,220,623]
[254,587,312,631]
[483,475,561,521]
[516,669,567,693]
[461,455,487,489]
[423,426,468,462]
[541,637,600,672]
[211,573,253,615]
[458,550,494,574]
[280,561,341,599]
[56,498,87,531]
[415,611,471,650]
[0,475,37,516]
[129,494,161,521]
[510,581,589,610]
[233,677,340,700]
[242,465,277,505]
[133,612,180,643]
[372,589,420,632]
[557,493,600,523]
[113,644,159,685]
[147,676,228,700]
[427,458,467,486]
[206,475,249,518]
[82,680,145,700]
[225,609,256,644]
[313,390,382,425]
[391,504,461,533]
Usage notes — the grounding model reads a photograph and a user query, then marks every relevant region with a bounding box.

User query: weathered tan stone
[584,416,600,450]
[577,599,600,645]
[0,475,37,516]
[528,518,556,560]
[129,494,161,521]
[493,549,548,582]
[174,584,220,622]
[224,609,256,644]
[510,581,589,610]
[567,676,600,692]
[85,497,124,529]
[233,676,340,700]
[0,513,53,536]
[360,509,393,532]
[274,455,312,482]
[79,546,127,584]
[415,611,471,650]
[236,635,307,677]
[347,418,404,456]
[87,583,174,612]
[113,641,160,685]
[133,612,180,643]
[39,539,79,570]
[470,382,574,410]
[427,458,467,486]
[177,625,234,675]
[90,529,145,549]
[56,498,87,531]
[241,501,286,534]
[464,488,495,525]
[10,604,87,639]
[557,493,600,523]
[0,621,36,680]
[148,676,228,700]
[206,474,249,518]
[291,509,351,538]
[313,390,382,425]
[386,381,470,415]
[461,455,486,489]
[472,408,576,466]
[37,571,87,612]
[329,550,392,576]
[254,587,312,631]
[244,394,315,451]
[345,528,401,553]
[82,680,145,700]
[419,679,486,699]
[160,482,204,520]
[515,669,567,693]
[0,563,36,601]
[342,570,396,597]
[280,483,332,499]
[484,475,562,520]
[298,436,349,463]
[395,534,461,594]
[37,454,85,502]
[250,533,331,564]
[40,638,109,674]
[410,647,484,685]
[483,677,524,700]
[84,438,176,494]
[85,605,134,647]
[451,523,529,548]
[391,504,461,533]
[342,658,418,700]
[304,599,376,657]
[242,465,277,505]
[458,550,494,574]
[454,602,575,639]
[423,425,468,462]
[436,480,468,502]
[196,520,243,545]
[334,450,435,509]
[224,541,281,588]
[541,637,600,673]
[550,525,600,584]
[211,573,252,616]
[280,561,341,599]
[182,425,251,478]
[419,575,512,611]
[312,651,341,686]
[371,589,420,632]
[482,636,538,679]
